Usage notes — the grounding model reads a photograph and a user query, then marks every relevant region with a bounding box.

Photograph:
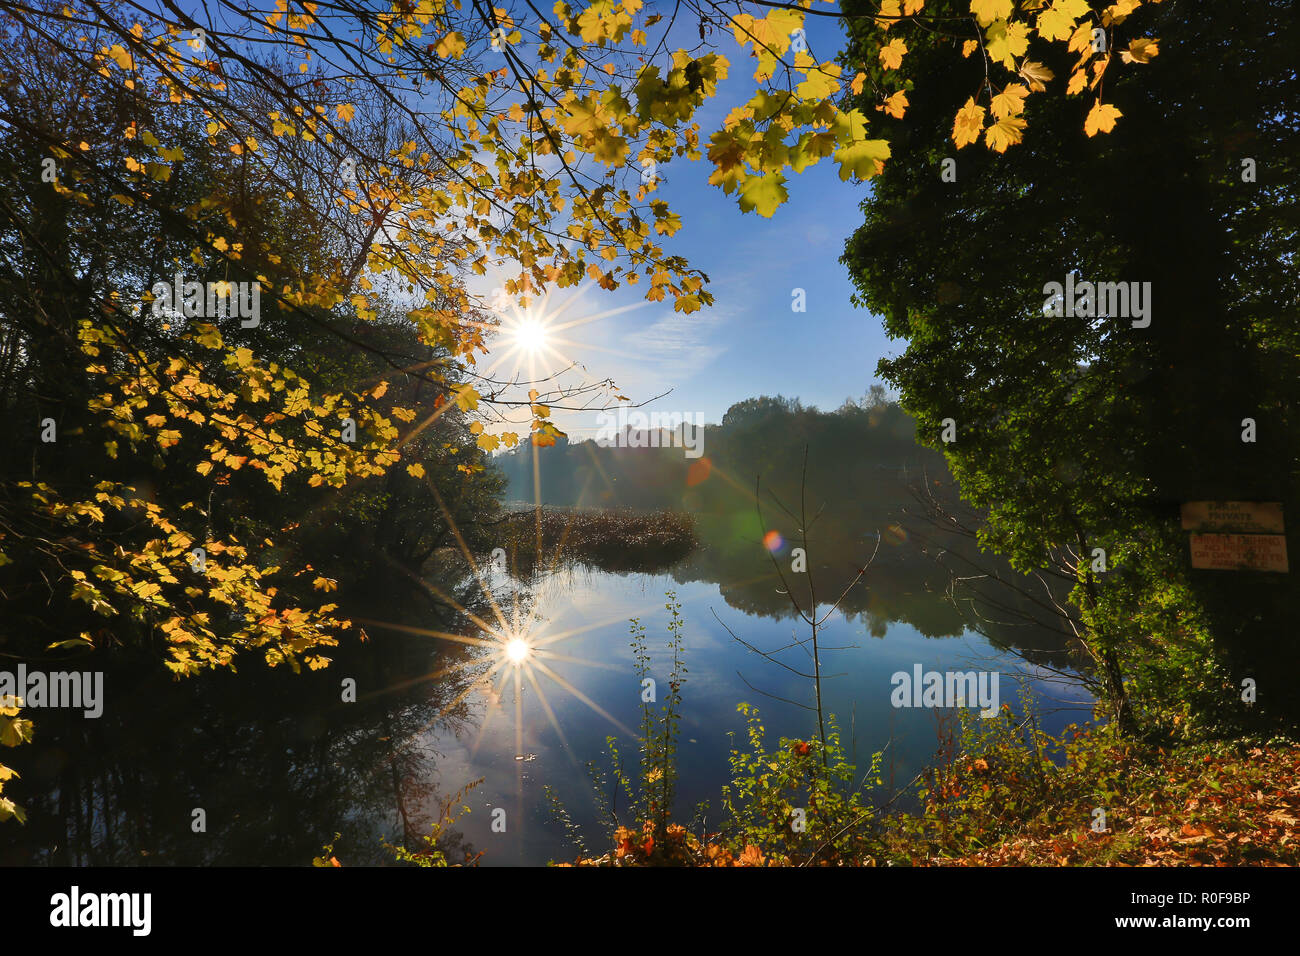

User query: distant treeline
[495,389,935,512]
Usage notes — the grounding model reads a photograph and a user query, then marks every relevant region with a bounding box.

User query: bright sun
[504,638,531,664]
[513,320,548,353]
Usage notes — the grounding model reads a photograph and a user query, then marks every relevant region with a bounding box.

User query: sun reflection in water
[503,636,531,665]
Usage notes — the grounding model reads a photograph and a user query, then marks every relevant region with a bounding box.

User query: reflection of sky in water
[421,567,1092,866]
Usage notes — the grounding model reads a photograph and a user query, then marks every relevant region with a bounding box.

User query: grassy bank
[553,706,1300,868]
[889,727,1300,867]
[496,506,697,575]
[541,598,1300,868]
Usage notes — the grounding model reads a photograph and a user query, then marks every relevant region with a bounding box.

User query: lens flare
[762,530,783,552]
[686,456,712,487]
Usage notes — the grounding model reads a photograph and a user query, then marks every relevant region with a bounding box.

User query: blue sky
[491,14,900,441]
[167,2,898,437]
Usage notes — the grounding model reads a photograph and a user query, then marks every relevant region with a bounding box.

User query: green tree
[840,0,1299,734]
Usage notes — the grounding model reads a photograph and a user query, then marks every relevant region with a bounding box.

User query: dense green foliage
[840,0,1300,736]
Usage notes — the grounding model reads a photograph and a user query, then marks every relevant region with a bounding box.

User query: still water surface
[2,526,1093,866]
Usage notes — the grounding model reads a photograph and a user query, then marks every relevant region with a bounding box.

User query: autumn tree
[0,8,504,677]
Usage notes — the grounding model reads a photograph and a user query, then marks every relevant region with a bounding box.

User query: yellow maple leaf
[834,136,891,182]
[878,37,908,71]
[105,43,134,71]
[1018,60,1055,92]
[1067,21,1094,56]
[1120,38,1159,63]
[882,90,909,119]
[990,83,1028,119]
[336,103,355,122]
[1036,1,1079,42]
[986,19,1030,69]
[985,115,1027,152]
[452,384,479,411]
[969,0,1013,28]
[1084,100,1123,137]
[951,96,986,149]
[1090,55,1111,88]
[1102,0,1142,27]
[406,463,426,478]
[435,31,465,59]
[796,64,841,100]
[850,72,867,95]
[738,171,788,217]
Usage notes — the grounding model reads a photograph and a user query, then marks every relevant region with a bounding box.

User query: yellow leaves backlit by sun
[878,38,907,71]
[880,90,909,120]
[1120,38,1160,64]
[1084,101,1123,137]
[969,0,1014,29]
[952,97,986,150]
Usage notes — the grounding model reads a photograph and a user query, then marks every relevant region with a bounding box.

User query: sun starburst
[503,635,532,664]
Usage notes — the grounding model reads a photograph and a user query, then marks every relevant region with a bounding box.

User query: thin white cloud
[624,305,734,379]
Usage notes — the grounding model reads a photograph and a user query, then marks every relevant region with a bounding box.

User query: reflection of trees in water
[494,394,1086,672]
[899,476,1095,690]
[664,468,1085,674]
[1,575,511,866]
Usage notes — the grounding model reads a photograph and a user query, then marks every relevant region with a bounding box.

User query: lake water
[1,522,1093,866]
